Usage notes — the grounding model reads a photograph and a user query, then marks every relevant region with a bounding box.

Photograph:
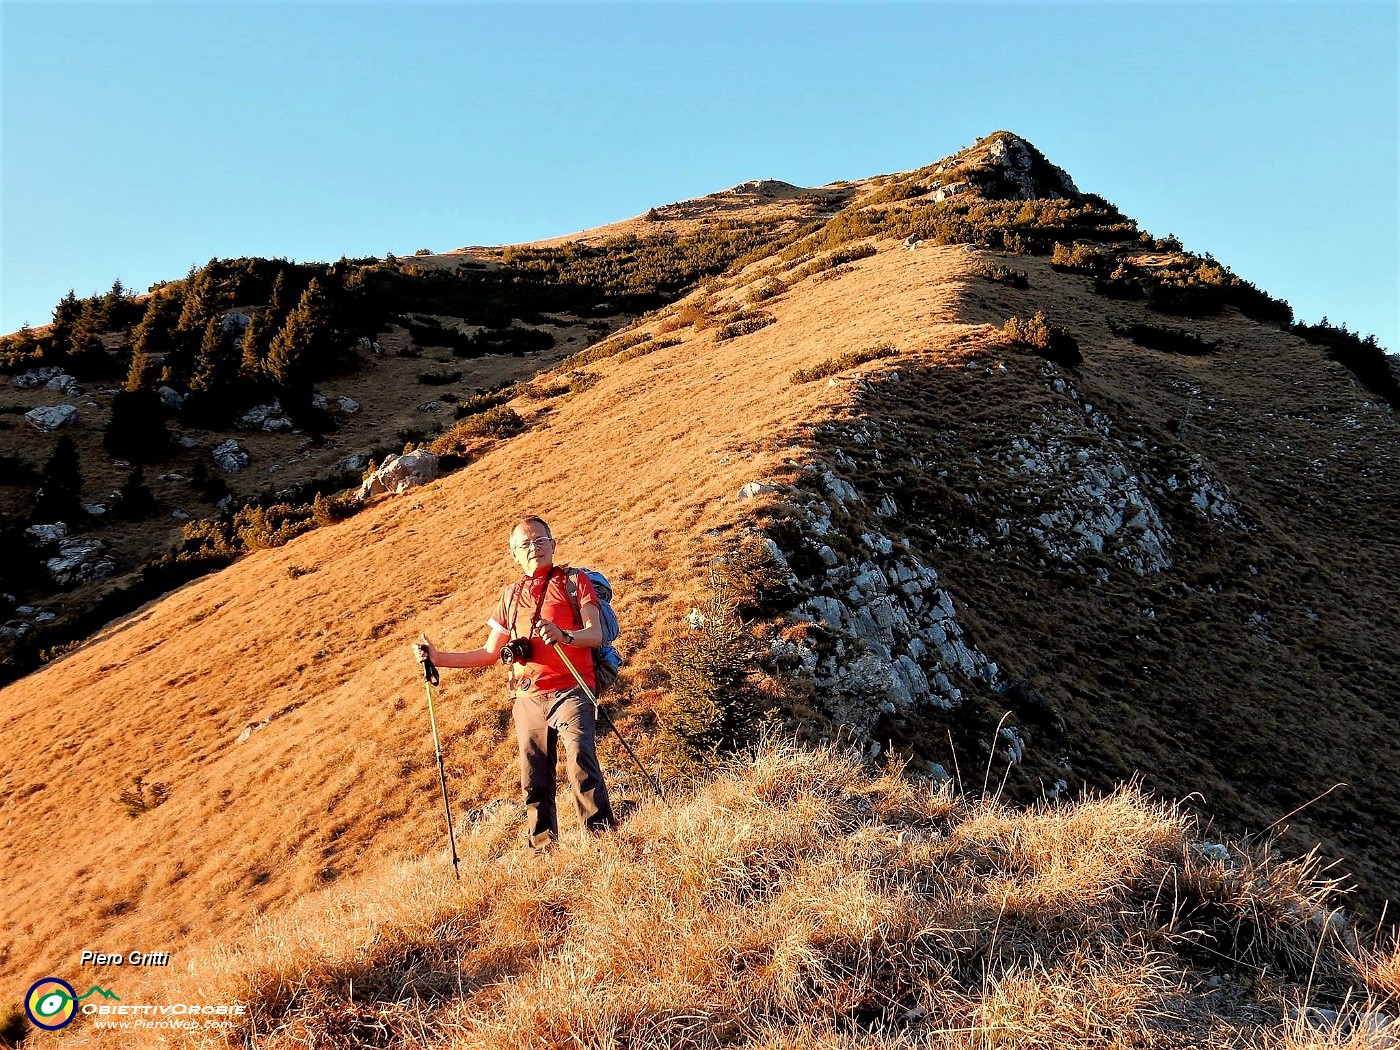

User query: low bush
[791,342,899,384]
[661,570,763,768]
[116,774,170,818]
[971,262,1030,289]
[1119,322,1217,357]
[1051,241,1114,276]
[746,277,788,303]
[715,311,775,342]
[1003,311,1082,367]
[431,407,528,456]
[418,370,463,386]
[0,455,38,486]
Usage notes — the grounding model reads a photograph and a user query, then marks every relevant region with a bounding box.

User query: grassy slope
[0,240,983,993]
[23,742,1400,1047]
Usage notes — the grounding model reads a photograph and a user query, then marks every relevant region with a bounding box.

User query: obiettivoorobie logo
[25,978,119,1031]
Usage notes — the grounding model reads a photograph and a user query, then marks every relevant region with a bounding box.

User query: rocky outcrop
[358,450,441,500]
[46,538,117,586]
[211,439,251,473]
[11,367,67,390]
[982,133,1079,200]
[239,401,293,432]
[763,465,1001,743]
[25,405,79,431]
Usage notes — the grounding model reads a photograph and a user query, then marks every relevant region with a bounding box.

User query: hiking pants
[513,685,615,849]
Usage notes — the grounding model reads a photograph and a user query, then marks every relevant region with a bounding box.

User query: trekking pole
[419,653,461,880]
[549,642,668,804]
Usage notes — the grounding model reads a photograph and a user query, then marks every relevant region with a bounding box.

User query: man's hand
[414,633,438,665]
[536,620,568,647]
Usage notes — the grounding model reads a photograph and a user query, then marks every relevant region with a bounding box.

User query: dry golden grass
[27,740,1385,1048]
[0,238,979,994]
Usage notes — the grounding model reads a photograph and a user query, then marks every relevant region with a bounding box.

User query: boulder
[157,386,184,410]
[25,523,69,545]
[335,453,371,475]
[337,396,360,414]
[12,366,65,389]
[44,374,79,393]
[211,439,251,473]
[737,482,776,499]
[25,405,79,431]
[358,450,441,500]
[47,538,117,586]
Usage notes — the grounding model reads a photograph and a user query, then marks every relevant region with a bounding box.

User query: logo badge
[26,977,78,1031]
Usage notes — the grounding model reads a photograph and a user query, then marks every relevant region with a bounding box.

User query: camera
[499,637,534,664]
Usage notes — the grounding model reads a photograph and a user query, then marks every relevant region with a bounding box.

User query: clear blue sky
[2,2,1396,351]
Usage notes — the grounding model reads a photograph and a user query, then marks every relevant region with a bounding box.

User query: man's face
[511,524,555,575]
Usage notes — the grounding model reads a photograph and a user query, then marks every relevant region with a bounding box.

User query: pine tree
[266,279,329,391]
[48,290,81,361]
[238,308,273,381]
[176,261,221,334]
[115,466,157,520]
[104,389,169,462]
[190,315,236,394]
[32,435,84,524]
[126,292,180,392]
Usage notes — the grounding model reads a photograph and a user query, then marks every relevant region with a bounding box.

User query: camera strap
[507,566,558,642]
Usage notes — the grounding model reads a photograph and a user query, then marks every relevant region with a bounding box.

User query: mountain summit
[1,132,1396,1041]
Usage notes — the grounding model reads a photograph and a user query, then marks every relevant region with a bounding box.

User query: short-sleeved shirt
[489,565,598,693]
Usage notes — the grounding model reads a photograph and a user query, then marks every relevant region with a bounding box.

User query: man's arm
[416,629,507,670]
[536,600,602,648]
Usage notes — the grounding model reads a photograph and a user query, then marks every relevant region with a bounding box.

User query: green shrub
[418,370,463,385]
[453,388,515,419]
[1119,322,1217,357]
[747,277,788,303]
[715,311,775,341]
[431,407,528,456]
[1002,311,1082,367]
[661,571,762,768]
[1051,241,1114,276]
[971,262,1030,289]
[117,774,170,818]
[1,1001,31,1046]
[790,342,899,384]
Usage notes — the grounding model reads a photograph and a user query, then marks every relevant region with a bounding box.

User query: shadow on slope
[769,247,1400,920]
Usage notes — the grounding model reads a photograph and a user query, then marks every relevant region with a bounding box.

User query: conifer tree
[190,316,236,395]
[126,292,180,392]
[104,389,170,462]
[266,279,329,391]
[114,466,157,520]
[269,269,295,317]
[48,290,81,361]
[239,308,273,382]
[32,435,84,524]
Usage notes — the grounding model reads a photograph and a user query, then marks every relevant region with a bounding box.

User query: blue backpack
[565,568,621,694]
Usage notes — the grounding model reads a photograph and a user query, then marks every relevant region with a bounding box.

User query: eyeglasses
[512,536,554,551]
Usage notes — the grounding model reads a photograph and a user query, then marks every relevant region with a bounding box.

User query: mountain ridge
[1,133,1397,1036]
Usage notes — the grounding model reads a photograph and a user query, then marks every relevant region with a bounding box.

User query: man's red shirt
[489,565,598,692]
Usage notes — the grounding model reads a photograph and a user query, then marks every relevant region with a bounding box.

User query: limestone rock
[25,523,70,545]
[25,405,79,431]
[211,439,251,473]
[47,538,117,586]
[358,450,440,500]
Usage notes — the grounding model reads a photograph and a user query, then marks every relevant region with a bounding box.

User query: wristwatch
[562,629,576,645]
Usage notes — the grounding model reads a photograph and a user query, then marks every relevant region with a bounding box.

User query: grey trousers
[513,686,615,849]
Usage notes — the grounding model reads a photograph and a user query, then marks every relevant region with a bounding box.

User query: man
[415,515,615,851]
